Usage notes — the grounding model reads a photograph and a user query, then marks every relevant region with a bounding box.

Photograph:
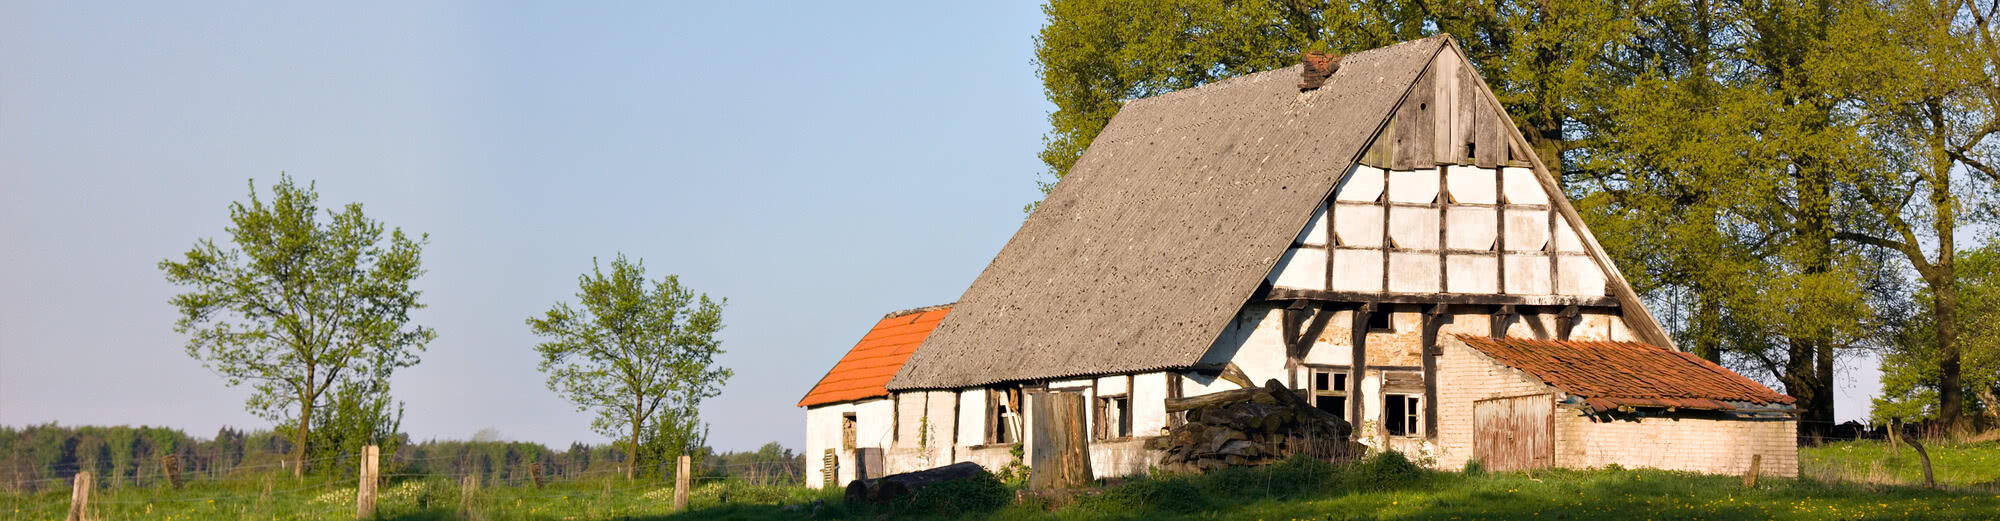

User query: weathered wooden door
[1472,393,1554,471]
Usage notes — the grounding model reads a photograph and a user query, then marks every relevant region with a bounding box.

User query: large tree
[160,175,432,476]
[527,255,731,480]
[1826,0,2000,429]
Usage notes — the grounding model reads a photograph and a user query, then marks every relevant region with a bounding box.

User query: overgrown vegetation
[8,444,2000,520]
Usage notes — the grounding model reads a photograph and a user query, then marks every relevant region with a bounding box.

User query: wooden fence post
[64,471,91,521]
[672,455,691,512]
[459,474,481,519]
[1742,454,1761,488]
[161,454,183,489]
[527,461,544,488]
[356,445,379,519]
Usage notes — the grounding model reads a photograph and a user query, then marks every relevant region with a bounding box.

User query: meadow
[7,440,2000,521]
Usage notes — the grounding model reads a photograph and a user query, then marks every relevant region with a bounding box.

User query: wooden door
[1472,393,1554,471]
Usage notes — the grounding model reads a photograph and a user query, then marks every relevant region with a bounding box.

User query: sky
[0,1,1883,453]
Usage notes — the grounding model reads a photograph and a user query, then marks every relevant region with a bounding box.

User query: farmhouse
[798,304,952,487]
[802,35,1796,487]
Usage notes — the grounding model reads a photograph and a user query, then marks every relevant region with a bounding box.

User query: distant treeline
[0,424,803,492]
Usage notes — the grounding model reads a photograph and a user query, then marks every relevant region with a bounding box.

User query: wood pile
[1145,379,1358,471]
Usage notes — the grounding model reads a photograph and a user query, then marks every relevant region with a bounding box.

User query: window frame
[1306,365,1351,420]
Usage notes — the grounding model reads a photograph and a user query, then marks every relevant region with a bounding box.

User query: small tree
[528,254,731,480]
[160,175,432,476]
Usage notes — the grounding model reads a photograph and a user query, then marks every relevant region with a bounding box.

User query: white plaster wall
[1095,375,1129,395]
[1503,254,1551,295]
[1503,210,1548,251]
[1446,255,1499,294]
[1299,204,1329,246]
[1500,167,1546,204]
[1337,165,1386,202]
[1334,205,1385,247]
[925,390,958,465]
[1270,248,1328,290]
[1555,255,1607,296]
[1388,207,1439,249]
[1330,249,1384,291]
[1553,218,1585,252]
[1388,169,1440,203]
[1445,165,1497,204]
[1388,252,1440,292]
[1193,303,1290,394]
[803,398,895,488]
[1444,207,1497,250]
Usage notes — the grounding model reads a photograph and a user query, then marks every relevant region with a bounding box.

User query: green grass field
[9,441,2000,520]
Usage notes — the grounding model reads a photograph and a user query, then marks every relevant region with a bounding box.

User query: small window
[1385,394,1420,436]
[842,413,857,451]
[1095,395,1132,440]
[1310,368,1349,419]
[1367,309,1394,332]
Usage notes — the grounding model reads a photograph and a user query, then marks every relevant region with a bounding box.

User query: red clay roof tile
[798,305,951,408]
[1455,335,1794,412]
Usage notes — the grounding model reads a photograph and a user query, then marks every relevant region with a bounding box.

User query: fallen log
[844,461,987,504]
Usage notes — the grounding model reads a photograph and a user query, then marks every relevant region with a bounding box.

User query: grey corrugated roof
[887,36,1450,391]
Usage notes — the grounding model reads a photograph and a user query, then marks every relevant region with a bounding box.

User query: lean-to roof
[799,305,951,407]
[888,37,1451,390]
[1455,335,1795,412]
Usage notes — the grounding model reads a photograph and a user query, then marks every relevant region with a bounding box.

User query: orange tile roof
[798,305,951,408]
[1456,335,1795,412]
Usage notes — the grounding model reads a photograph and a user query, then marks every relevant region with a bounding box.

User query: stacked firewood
[1146,379,1357,471]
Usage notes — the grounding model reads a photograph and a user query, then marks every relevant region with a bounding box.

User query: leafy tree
[527,254,732,480]
[1821,0,2000,429]
[1877,245,2000,426]
[159,175,433,476]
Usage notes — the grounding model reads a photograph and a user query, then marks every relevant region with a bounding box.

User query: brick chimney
[1299,51,1342,90]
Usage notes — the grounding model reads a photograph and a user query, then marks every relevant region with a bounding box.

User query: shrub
[895,469,1012,517]
[1079,475,1207,514]
[1345,451,1424,490]
[1462,458,1486,476]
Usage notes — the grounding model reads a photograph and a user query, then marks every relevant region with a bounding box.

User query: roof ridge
[881,303,953,320]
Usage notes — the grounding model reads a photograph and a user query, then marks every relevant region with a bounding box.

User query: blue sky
[0,1,1882,452]
[1,1,1047,451]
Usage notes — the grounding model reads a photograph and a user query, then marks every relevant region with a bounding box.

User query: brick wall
[1559,413,1798,477]
[1434,335,1555,469]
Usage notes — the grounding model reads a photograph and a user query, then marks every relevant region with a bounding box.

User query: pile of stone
[1145,379,1357,471]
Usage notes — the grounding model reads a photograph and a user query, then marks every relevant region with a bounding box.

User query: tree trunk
[628,414,641,481]
[294,394,311,478]
[1933,249,1962,430]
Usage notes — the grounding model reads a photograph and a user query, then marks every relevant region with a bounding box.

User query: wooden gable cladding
[1368,45,1518,171]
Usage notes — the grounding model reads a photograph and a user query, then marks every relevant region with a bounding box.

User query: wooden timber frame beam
[1265,288,1616,308]
[1420,304,1447,439]
[1556,305,1580,340]
[1281,300,1340,390]
[1350,302,1374,423]
[1491,305,1516,338]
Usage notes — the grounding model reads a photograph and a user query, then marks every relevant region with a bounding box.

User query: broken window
[1384,394,1420,436]
[1095,394,1132,440]
[842,413,857,451]
[1310,367,1349,420]
[1367,307,1395,331]
[986,386,1021,445]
